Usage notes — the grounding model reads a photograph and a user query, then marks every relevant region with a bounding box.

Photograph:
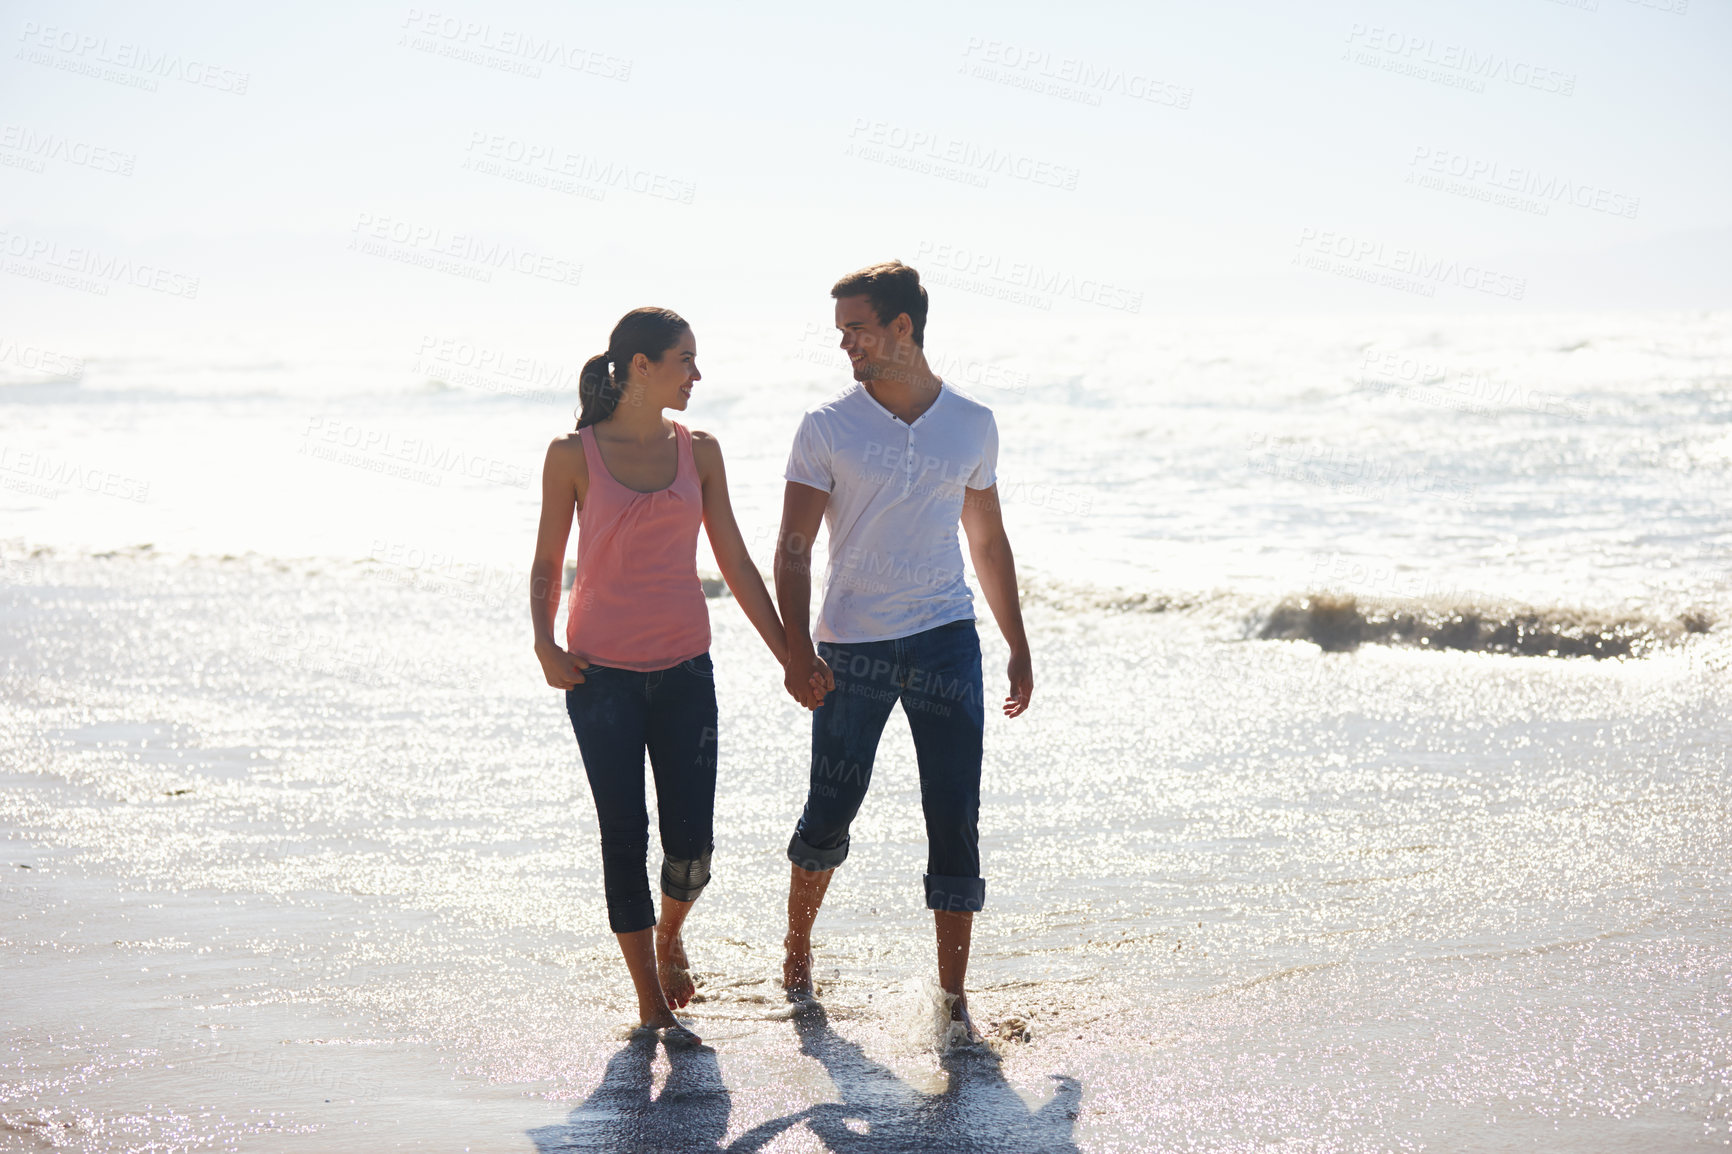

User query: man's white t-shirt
[784,379,998,644]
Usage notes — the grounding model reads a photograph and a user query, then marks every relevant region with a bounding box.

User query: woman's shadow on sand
[526,1003,1082,1153]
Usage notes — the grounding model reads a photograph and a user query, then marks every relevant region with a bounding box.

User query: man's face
[834,295,910,383]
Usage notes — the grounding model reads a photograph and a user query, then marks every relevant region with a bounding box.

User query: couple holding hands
[530,261,1032,1048]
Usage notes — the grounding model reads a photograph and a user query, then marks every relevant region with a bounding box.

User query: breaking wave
[1017,575,1716,660]
[1253,593,1711,659]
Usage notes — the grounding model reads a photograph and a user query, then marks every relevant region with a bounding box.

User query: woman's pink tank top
[565,421,711,671]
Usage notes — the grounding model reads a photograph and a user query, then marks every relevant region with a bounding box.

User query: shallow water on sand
[3,552,1729,1151]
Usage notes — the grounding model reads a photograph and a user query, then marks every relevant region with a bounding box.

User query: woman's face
[629,328,700,412]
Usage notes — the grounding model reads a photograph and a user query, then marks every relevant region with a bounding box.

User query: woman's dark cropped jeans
[565,652,718,934]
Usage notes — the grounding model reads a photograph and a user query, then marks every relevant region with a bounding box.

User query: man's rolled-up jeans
[787,618,986,912]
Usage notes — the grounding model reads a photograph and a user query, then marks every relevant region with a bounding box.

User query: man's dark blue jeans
[565,653,718,934]
[788,618,986,912]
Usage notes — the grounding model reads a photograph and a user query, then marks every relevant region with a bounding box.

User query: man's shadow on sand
[527,1004,1082,1153]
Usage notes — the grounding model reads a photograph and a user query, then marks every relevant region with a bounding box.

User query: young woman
[530,307,791,1047]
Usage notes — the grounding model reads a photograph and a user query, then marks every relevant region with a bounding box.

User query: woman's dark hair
[576,307,690,429]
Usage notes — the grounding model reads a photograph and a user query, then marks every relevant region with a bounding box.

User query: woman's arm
[531,435,591,688]
[692,430,789,666]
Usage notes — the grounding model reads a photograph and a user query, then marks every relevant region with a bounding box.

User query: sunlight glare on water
[2,545,1728,1151]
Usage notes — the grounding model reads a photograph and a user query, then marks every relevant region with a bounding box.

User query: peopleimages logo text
[1294,229,1526,300]
[959,37,1192,109]
[1409,147,1639,219]
[15,20,250,93]
[1344,23,1575,95]
[0,336,83,379]
[349,213,582,287]
[301,415,531,489]
[0,230,199,298]
[915,240,1142,313]
[0,444,149,502]
[0,124,135,175]
[847,120,1080,191]
[463,132,694,203]
[399,9,630,80]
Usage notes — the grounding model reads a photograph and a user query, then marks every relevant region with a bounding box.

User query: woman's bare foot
[660,1023,703,1050]
[782,949,816,1000]
[656,932,696,1008]
[639,1007,701,1047]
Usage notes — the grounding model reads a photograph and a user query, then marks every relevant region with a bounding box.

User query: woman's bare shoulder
[544,431,589,478]
[689,428,725,471]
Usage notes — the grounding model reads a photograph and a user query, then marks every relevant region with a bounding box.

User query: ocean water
[4,310,1727,619]
[2,311,1729,1152]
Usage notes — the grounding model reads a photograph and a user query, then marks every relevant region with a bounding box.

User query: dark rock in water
[1259,594,1366,652]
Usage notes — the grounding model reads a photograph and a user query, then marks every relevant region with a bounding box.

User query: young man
[775,260,1033,1040]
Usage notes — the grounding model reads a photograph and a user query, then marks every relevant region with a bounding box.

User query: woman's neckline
[589,421,681,495]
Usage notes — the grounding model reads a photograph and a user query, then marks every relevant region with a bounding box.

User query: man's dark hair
[831,261,929,348]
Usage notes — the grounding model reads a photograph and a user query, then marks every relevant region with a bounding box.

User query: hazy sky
[3,0,1728,358]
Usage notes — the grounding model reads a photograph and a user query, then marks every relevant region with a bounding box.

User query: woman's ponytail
[572,307,690,431]
[576,352,621,430]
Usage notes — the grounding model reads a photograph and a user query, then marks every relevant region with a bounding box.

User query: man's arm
[775,481,835,709]
[960,484,1032,718]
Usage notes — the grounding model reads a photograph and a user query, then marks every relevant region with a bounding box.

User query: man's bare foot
[782,949,817,1000]
[657,933,695,1008]
[945,992,983,1046]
